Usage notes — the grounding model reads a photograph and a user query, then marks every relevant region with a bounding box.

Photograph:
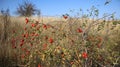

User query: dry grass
[0,15,120,67]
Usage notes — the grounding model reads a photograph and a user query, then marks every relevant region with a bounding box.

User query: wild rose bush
[10,14,120,67]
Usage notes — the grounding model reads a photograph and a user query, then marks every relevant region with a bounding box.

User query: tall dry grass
[0,14,120,67]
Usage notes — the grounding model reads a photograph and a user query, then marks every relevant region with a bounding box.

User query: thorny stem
[75,48,81,65]
[81,12,116,67]
[93,12,116,26]
[84,12,116,37]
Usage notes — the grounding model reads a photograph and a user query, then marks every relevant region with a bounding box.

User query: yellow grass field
[0,15,120,67]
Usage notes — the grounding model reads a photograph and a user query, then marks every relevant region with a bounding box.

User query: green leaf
[113,21,118,25]
[105,1,110,5]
